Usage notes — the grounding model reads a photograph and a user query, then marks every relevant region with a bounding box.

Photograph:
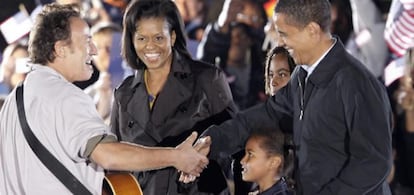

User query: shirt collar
[30,63,69,82]
[300,37,337,80]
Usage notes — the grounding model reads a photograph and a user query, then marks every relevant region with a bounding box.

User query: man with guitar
[0,3,210,195]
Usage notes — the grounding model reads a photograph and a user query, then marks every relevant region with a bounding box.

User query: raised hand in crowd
[396,75,414,132]
[217,0,244,33]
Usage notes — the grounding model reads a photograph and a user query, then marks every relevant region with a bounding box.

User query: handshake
[174,132,211,183]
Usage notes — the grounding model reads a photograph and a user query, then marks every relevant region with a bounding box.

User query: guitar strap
[16,83,92,195]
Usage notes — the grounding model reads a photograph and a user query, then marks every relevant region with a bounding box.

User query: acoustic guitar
[102,173,143,195]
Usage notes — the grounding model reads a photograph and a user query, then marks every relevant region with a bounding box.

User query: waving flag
[0,4,41,44]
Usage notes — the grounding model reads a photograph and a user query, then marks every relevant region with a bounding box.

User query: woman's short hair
[122,0,191,70]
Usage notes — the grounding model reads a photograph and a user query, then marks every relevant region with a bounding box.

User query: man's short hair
[28,3,80,65]
[274,0,331,32]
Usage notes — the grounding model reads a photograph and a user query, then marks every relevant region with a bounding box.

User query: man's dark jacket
[203,39,393,195]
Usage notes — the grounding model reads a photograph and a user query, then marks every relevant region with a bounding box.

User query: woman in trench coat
[110,0,237,194]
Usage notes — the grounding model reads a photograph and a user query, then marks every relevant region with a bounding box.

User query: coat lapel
[303,38,344,108]
[150,54,194,127]
[308,38,343,88]
[127,85,150,129]
[118,70,151,131]
[304,81,315,108]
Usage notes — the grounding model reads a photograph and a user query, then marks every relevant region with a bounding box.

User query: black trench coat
[110,52,237,195]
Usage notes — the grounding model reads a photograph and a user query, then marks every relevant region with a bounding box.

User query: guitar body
[102,173,143,195]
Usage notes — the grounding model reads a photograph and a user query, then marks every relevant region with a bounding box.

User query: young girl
[264,46,296,96]
[241,127,293,195]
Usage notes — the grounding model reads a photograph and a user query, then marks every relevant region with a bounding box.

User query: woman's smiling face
[133,17,176,70]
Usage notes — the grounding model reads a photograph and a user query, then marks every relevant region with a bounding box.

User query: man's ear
[54,41,66,58]
[306,22,321,37]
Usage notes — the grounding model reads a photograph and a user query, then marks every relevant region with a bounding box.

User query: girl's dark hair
[250,128,284,157]
[264,46,295,95]
[122,0,192,70]
[248,127,295,189]
[29,3,80,65]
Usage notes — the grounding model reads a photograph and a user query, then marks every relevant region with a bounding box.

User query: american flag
[0,5,41,44]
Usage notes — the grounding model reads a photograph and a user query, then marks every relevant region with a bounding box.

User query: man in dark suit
[182,0,393,194]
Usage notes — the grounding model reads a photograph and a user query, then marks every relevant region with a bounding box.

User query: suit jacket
[110,51,237,195]
[203,39,393,195]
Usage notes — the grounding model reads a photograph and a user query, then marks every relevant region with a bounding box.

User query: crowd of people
[0,0,413,195]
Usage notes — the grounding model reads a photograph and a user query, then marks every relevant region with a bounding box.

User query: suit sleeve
[202,82,294,160]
